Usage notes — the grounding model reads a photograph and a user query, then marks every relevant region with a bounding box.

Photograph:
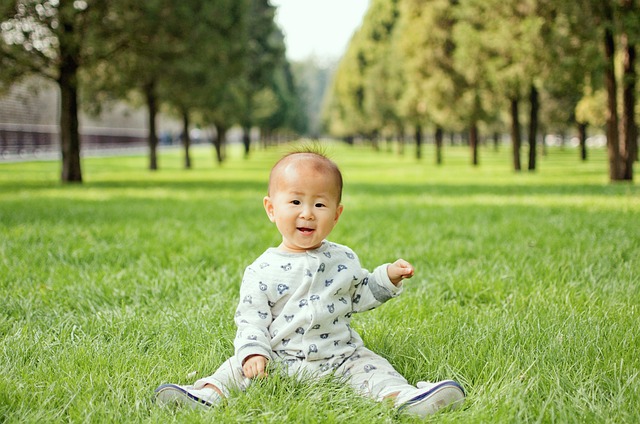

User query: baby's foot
[154,384,221,410]
[396,380,465,416]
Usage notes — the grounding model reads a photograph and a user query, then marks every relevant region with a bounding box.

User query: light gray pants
[195,346,414,401]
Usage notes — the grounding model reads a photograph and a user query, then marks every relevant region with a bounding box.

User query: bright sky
[270,0,370,62]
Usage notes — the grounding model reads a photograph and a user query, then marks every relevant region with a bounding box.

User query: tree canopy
[324,0,639,181]
[1,0,301,180]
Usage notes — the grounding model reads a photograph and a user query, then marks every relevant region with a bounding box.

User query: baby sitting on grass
[155,148,465,417]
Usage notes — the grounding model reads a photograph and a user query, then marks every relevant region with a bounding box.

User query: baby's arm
[387,258,414,286]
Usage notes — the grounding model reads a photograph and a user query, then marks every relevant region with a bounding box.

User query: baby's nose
[299,206,315,219]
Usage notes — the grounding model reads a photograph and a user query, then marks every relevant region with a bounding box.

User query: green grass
[1,142,639,423]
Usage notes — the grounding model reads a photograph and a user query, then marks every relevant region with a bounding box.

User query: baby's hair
[268,145,343,203]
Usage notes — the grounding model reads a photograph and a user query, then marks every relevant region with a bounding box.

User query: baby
[155,149,465,417]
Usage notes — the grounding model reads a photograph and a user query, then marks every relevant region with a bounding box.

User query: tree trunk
[435,126,443,165]
[145,82,159,171]
[578,122,588,161]
[470,122,479,166]
[58,57,82,183]
[182,110,191,169]
[493,132,500,151]
[213,123,227,164]
[242,125,251,158]
[397,124,405,156]
[528,84,539,171]
[415,124,422,160]
[603,4,622,181]
[510,98,521,171]
[621,29,636,180]
[57,12,82,183]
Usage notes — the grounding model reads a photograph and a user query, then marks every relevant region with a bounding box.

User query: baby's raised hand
[387,259,414,286]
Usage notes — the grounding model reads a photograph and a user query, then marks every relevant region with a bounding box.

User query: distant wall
[0,77,181,157]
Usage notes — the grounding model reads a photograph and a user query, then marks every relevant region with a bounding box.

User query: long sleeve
[231,242,404,368]
[234,266,274,365]
[347,252,403,313]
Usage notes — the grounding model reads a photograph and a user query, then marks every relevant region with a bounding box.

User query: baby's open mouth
[297,227,314,233]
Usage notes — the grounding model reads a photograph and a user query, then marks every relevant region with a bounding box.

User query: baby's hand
[387,259,414,286]
[243,355,269,379]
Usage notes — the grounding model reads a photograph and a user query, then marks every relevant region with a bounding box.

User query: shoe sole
[154,384,214,410]
[398,380,465,416]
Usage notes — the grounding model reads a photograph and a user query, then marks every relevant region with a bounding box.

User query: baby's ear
[334,204,344,222]
[263,196,276,222]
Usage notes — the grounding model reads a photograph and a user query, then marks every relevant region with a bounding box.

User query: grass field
[1,142,639,423]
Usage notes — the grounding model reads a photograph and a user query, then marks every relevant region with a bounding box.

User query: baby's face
[264,163,343,253]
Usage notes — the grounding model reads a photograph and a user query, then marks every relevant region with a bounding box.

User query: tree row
[1,0,304,182]
[323,0,638,181]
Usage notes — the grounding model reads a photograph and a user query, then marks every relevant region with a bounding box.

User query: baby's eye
[315,203,325,208]
[291,200,301,205]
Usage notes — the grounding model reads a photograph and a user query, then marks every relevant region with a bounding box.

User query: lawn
[1,142,639,423]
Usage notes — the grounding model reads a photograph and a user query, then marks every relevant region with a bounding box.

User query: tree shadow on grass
[348,181,638,199]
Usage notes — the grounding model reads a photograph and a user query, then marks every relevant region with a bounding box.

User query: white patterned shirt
[234,241,403,370]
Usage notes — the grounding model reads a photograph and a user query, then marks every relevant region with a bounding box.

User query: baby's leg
[194,355,251,397]
[338,346,413,401]
[337,346,465,416]
[155,356,250,410]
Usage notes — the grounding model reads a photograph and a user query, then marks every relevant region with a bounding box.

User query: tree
[1,0,116,182]
[537,1,602,162]
[358,0,403,147]
[257,59,306,144]
[160,0,247,169]
[578,0,638,181]
[619,0,638,179]
[323,0,638,183]
[323,32,368,139]
[237,0,285,157]
[396,0,464,161]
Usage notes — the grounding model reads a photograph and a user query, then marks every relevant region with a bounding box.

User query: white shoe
[396,380,465,416]
[154,384,221,410]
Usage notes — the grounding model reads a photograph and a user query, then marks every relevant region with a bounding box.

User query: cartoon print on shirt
[281,263,292,271]
[233,241,404,387]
